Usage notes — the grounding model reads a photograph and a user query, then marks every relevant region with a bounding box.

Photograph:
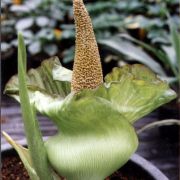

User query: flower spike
[71,0,103,92]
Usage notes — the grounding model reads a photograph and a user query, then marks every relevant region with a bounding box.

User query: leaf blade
[119,33,178,78]
[17,33,53,180]
[104,64,177,123]
[99,37,166,76]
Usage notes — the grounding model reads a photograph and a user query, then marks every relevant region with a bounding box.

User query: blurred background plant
[1,0,179,63]
[99,16,180,96]
[1,0,179,104]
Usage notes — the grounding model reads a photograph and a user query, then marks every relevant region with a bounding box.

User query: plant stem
[137,119,180,134]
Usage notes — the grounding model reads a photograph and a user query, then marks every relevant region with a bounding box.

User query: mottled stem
[71,0,103,92]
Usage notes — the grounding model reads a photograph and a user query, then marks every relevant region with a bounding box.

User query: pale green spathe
[4,56,176,180]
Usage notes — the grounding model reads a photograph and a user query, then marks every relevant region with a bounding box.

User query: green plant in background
[1,0,71,57]
[99,13,180,101]
[3,0,177,180]
[1,0,124,57]
[1,0,179,61]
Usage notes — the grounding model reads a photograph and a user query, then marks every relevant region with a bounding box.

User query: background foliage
[1,0,179,58]
[1,0,180,98]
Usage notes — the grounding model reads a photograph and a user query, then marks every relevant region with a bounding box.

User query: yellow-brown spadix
[71,0,103,92]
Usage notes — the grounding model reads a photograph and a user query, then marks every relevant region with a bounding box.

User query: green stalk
[137,119,180,134]
[17,33,53,180]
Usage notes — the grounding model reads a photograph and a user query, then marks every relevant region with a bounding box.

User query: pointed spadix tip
[71,0,103,92]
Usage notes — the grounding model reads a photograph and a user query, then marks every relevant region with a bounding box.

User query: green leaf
[119,33,178,78]
[62,46,75,63]
[4,55,71,126]
[16,18,34,30]
[161,45,177,67]
[17,33,53,180]
[52,59,72,82]
[5,57,176,126]
[119,33,169,65]
[103,64,176,123]
[18,36,27,69]
[28,41,41,55]
[147,29,170,44]
[99,37,166,76]
[1,42,12,53]
[86,1,116,14]
[4,56,71,107]
[168,17,180,76]
[92,13,124,30]
[43,44,58,56]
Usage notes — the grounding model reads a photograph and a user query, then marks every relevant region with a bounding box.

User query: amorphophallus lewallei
[3,0,176,180]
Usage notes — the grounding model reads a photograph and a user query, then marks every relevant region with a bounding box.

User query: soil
[1,153,150,180]
[1,155,29,180]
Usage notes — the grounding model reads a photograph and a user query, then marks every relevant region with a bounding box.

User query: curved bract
[45,96,138,180]
[5,58,176,126]
[46,131,137,180]
[4,57,176,180]
[44,91,138,180]
[103,64,176,123]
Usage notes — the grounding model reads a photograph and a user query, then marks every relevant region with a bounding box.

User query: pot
[1,139,169,180]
